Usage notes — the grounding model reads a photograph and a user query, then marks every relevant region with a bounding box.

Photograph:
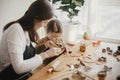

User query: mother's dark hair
[3,0,54,43]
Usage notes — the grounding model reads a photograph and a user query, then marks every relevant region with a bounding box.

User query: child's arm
[61,39,71,53]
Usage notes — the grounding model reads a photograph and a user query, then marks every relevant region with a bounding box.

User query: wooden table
[28,40,120,80]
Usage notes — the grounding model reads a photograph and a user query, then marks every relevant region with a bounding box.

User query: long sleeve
[6,23,43,74]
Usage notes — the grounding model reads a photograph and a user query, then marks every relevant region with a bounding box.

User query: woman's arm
[7,24,43,74]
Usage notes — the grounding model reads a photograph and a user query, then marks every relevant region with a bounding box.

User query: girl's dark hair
[46,19,63,34]
[3,0,54,43]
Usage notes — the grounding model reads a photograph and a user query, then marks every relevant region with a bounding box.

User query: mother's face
[34,19,50,30]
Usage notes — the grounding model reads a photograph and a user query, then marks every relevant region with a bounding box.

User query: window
[39,0,120,43]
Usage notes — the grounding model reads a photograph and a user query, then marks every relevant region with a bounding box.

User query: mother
[0,0,60,80]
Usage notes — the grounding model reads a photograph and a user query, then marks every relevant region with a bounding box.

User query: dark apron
[0,43,36,80]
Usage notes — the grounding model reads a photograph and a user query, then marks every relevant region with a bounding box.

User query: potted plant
[50,0,85,42]
[52,0,84,22]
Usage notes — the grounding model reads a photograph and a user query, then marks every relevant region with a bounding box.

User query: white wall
[0,0,35,39]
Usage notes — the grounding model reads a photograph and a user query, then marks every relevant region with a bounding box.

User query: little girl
[36,19,70,65]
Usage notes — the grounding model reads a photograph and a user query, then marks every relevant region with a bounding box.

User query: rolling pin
[47,59,61,73]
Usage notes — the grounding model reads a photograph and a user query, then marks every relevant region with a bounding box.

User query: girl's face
[48,32,62,41]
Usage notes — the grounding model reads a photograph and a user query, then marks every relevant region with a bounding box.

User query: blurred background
[0,0,120,43]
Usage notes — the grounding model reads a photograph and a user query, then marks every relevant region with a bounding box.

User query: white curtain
[80,0,120,41]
